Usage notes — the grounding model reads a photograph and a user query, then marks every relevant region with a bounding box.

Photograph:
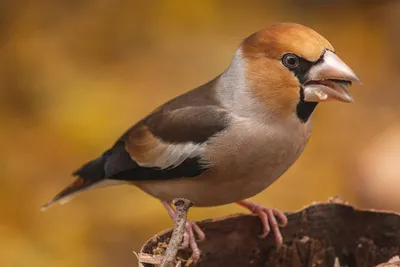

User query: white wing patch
[125,125,205,170]
[138,142,204,169]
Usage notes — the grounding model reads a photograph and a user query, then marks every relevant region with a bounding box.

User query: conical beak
[303,50,361,103]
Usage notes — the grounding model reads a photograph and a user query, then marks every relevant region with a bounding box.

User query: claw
[161,201,205,262]
[237,200,288,247]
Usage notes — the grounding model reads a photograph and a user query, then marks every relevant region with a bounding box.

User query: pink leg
[161,201,205,262]
[236,200,288,247]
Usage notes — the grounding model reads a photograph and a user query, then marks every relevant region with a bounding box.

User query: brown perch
[160,198,193,267]
[138,200,400,267]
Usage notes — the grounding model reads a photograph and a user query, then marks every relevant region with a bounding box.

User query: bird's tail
[41,155,107,211]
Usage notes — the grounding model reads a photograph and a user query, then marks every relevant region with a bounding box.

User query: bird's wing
[104,78,231,181]
[128,106,227,166]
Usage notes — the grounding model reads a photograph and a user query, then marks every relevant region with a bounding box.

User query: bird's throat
[296,86,318,123]
[296,100,318,123]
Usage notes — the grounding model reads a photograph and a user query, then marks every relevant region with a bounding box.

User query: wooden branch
[160,198,193,267]
[140,200,400,267]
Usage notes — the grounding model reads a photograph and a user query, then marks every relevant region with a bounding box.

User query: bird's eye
[282,54,299,69]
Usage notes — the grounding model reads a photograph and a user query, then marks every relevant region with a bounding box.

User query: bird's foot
[161,201,205,262]
[180,220,205,262]
[237,200,288,247]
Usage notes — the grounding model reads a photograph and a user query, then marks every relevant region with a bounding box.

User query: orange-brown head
[241,23,360,122]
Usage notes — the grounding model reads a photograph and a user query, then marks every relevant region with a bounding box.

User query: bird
[42,23,360,261]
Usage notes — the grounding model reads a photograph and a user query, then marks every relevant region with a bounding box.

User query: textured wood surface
[139,202,400,267]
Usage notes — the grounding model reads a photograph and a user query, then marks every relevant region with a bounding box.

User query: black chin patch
[296,87,318,123]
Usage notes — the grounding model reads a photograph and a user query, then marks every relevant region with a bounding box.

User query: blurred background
[1,0,400,266]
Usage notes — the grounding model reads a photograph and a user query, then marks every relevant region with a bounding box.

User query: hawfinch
[43,23,360,261]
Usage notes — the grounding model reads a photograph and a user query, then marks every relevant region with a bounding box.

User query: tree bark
[139,201,400,267]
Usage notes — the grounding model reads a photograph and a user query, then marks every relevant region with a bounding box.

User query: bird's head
[241,23,360,122]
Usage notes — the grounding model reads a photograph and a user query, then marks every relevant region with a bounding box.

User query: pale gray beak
[303,50,361,103]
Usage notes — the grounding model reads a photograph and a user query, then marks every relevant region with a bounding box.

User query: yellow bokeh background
[2,1,400,266]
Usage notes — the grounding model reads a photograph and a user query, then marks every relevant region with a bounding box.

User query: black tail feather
[73,153,108,178]
[41,154,108,211]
